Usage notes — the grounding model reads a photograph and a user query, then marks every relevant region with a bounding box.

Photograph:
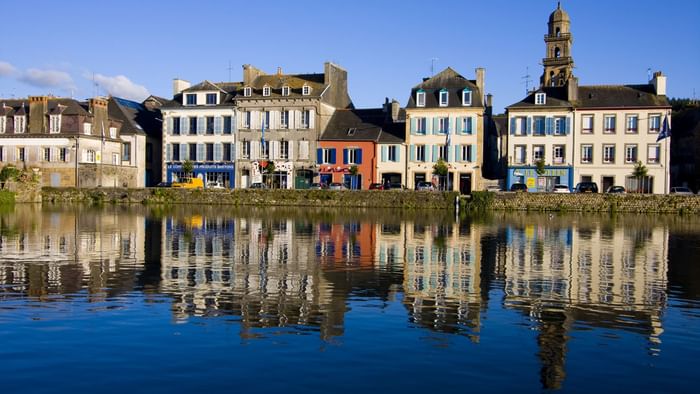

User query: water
[1,204,699,393]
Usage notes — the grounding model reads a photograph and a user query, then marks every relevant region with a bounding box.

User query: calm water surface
[1,205,699,393]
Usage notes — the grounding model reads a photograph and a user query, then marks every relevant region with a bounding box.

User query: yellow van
[171,177,204,189]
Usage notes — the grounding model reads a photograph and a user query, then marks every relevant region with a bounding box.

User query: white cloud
[0,61,16,76]
[92,74,149,101]
[20,68,74,89]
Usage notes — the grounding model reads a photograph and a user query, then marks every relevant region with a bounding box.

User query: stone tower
[540,2,574,87]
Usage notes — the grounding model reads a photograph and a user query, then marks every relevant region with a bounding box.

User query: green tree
[263,161,276,187]
[182,160,194,178]
[632,161,648,193]
[0,165,21,183]
[432,159,449,191]
[535,159,546,176]
[349,165,359,189]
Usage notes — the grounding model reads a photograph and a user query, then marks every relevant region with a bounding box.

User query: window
[60,148,69,162]
[0,116,5,133]
[206,117,215,134]
[242,141,251,159]
[244,87,252,97]
[437,117,449,134]
[582,115,593,133]
[649,114,661,133]
[189,144,197,161]
[281,110,289,128]
[626,115,638,133]
[109,127,117,139]
[604,115,616,133]
[462,89,472,106]
[172,117,181,135]
[321,148,334,164]
[260,140,269,158]
[14,116,26,133]
[223,143,232,161]
[262,111,270,129]
[43,147,51,162]
[262,86,270,96]
[347,148,361,164]
[301,110,310,128]
[280,140,289,159]
[243,111,251,128]
[439,89,448,106]
[461,145,473,162]
[535,93,546,105]
[388,145,398,162]
[172,143,180,161]
[281,86,290,96]
[462,117,473,134]
[416,117,427,134]
[416,145,426,162]
[514,117,527,135]
[514,145,526,164]
[581,145,593,163]
[49,115,61,133]
[647,144,660,164]
[86,149,95,163]
[223,116,232,134]
[625,144,638,163]
[206,143,214,161]
[533,116,545,136]
[302,85,310,96]
[554,117,566,135]
[603,144,616,163]
[122,143,131,162]
[189,117,197,135]
[206,93,217,105]
[17,147,25,161]
[553,145,565,164]
[533,145,545,161]
[416,90,425,107]
[186,94,197,105]
[438,145,448,161]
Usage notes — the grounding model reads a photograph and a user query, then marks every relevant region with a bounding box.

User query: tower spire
[540,2,574,88]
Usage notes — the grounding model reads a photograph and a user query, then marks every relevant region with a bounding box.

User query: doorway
[459,173,472,194]
[602,176,614,193]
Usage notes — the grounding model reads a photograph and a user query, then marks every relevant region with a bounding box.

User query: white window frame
[280,110,289,129]
[262,86,271,97]
[86,149,96,163]
[416,90,426,107]
[185,94,197,106]
[626,114,638,133]
[14,116,26,133]
[625,144,638,163]
[535,93,546,105]
[438,117,449,134]
[242,141,251,159]
[0,116,5,134]
[439,90,448,107]
[438,145,448,161]
[603,144,616,164]
[83,123,92,135]
[553,145,565,164]
[281,86,290,96]
[416,117,427,134]
[604,115,616,133]
[260,141,269,159]
[647,144,660,164]
[514,145,526,164]
[416,145,426,162]
[244,87,252,97]
[43,147,51,162]
[554,117,566,135]
[243,111,251,128]
[515,117,527,135]
[18,147,25,162]
[581,115,593,133]
[461,144,473,162]
[302,85,310,96]
[649,114,661,133]
[533,145,545,161]
[279,140,289,160]
[60,148,69,162]
[581,145,593,164]
[205,93,217,105]
[348,148,360,164]
[109,127,117,139]
[49,114,61,134]
[462,117,473,134]
[321,148,333,164]
[262,111,270,129]
[301,110,310,129]
[462,89,472,106]
[388,145,397,162]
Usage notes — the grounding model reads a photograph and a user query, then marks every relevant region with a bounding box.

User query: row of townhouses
[0,4,673,193]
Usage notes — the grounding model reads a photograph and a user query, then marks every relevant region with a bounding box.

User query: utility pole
[522,66,532,94]
[430,58,439,76]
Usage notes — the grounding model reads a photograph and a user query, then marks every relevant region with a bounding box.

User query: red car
[369,183,385,190]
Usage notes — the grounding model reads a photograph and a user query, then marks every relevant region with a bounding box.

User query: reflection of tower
[536,310,570,390]
[541,2,574,88]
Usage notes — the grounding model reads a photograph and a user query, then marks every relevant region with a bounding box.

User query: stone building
[0,96,140,187]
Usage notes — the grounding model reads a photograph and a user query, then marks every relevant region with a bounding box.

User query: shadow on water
[1,204,699,390]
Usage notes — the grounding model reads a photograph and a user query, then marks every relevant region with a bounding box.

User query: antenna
[430,58,439,76]
[521,66,532,94]
[227,60,233,81]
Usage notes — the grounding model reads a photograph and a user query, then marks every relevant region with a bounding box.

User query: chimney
[652,71,667,96]
[173,78,191,96]
[485,94,493,116]
[391,99,400,122]
[567,76,579,102]
[89,97,109,137]
[28,96,48,133]
[243,64,265,85]
[277,67,283,76]
[475,67,485,98]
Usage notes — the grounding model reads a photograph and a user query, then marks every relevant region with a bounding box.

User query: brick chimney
[652,71,667,96]
[242,64,265,85]
[391,99,400,122]
[29,96,48,133]
[475,68,485,101]
[567,76,579,102]
[89,97,109,137]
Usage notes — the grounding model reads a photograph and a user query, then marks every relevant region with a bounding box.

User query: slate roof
[237,73,326,99]
[321,108,405,144]
[492,115,508,137]
[576,85,670,108]
[406,67,483,109]
[108,97,162,137]
[0,98,89,116]
[506,87,572,109]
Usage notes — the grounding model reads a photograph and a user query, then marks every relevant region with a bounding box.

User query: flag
[261,115,266,152]
[445,123,451,148]
[656,115,671,142]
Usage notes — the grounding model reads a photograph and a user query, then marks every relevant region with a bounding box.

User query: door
[459,174,472,195]
[602,176,614,193]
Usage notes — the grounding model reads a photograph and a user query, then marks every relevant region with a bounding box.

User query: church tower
[541,2,574,87]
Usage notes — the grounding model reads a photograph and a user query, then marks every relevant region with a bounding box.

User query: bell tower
[541,2,574,87]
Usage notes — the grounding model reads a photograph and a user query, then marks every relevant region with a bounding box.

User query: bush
[0,165,21,182]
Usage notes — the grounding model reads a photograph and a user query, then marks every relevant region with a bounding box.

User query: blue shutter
[343,148,348,164]
[456,117,463,134]
[410,145,416,162]
[565,116,572,135]
[546,117,553,135]
[471,144,476,163]
[330,148,336,164]
[381,146,387,162]
[357,149,362,164]
[317,148,323,164]
[214,117,222,135]
[447,145,452,162]
[431,145,437,162]
[526,117,532,135]
[230,143,236,161]
[426,117,433,134]
[182,117,190,134]
[432,118,439,135]
[197,117,204,135]
[455,144,462,161]
[410,118,417,135]
[510,117,516,135]
[180,144,188,161]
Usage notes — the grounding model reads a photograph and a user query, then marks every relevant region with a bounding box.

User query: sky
[1,0,699,113]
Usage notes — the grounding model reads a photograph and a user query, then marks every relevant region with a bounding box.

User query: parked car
[329,182,347,190]
[415,181,435,191]
[670,186,694,195]
[388,183,406,190]
[552,184,570,193]
[369,183,385,190]
[249,182,267,189]
[206,181,224,189]
[309,182,329,190]
[510,183,528,192]
[574,182,599,193]
[172,177,204,189]
[606,185,626,194]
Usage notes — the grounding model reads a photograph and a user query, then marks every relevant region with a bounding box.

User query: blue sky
[1,0,698,113]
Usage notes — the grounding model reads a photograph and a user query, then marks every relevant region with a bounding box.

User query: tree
[182,160,194,178]
[349,165,359,190]
[432,159,449,191]
[632,161,648,193]
[535,159,546,176]
[263,161,275,187]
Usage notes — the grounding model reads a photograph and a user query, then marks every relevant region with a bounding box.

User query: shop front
[507,166,573,192]
[166,163,235,188]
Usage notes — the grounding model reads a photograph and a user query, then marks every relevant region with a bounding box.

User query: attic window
[244,87,252,97]
[302,85,310,96]
[186,94,197,106]
[14,115,26,133]
[439,89,449,107]
[535,93,546,105]
[281,86,290,96]
[462,89,472,106]
[262,86,271,97]
[347,128,356,136]
[206,93,217,105]
[416,90,426,107]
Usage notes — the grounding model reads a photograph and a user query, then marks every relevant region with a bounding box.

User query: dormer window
[83,123,92,135]
[49,114,61,133]
[186,94,197,106]
[439,89,449,107]
[0,116,6,134]
[281,86,290,96]
[244,87,252,97]
[416,90,426,107]
[262,86,271,97]
[535,93,546,105]
[302,85,310,96]
[462,89,472,106]
[109,127,117,139]
[206,93,217,105]
[14,115,26,133]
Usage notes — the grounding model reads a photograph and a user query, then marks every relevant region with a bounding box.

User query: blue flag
[261,115,266,151]
[656,115,671,142]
